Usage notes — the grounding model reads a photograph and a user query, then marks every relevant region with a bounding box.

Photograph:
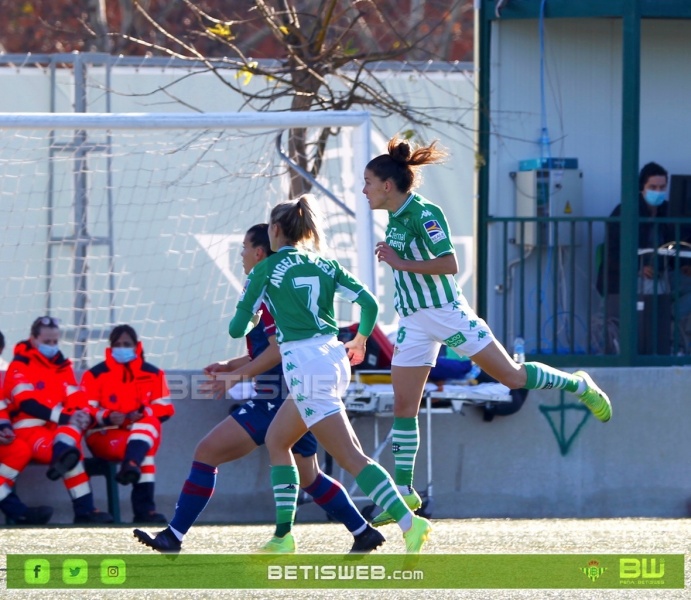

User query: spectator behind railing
[596,162,691,353]
[597,162,673,296]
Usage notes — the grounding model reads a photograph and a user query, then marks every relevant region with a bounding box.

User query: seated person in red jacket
[0,329,53,524]
[81,325,174,524]
[3,317,113,524]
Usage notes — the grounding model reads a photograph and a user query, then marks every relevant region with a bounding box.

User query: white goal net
[0,111,372,371]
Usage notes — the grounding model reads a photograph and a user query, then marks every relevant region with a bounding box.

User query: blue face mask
[112,347,137,364]
[644,189,666,206]
[38,344,60,359]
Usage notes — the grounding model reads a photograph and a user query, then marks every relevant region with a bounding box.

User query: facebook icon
[24,559,50,584]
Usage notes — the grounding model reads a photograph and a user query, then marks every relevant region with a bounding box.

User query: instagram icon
[100,559,126,584]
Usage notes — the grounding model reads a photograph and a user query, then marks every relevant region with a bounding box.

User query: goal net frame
[0,110,373,371]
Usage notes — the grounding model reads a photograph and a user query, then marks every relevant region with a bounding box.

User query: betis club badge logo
[581,560,607,582]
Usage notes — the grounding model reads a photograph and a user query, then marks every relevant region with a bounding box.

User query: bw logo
[392,443,400,453]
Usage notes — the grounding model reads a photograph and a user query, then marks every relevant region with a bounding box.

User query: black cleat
[133,527,181,554]
[46,446,81,481]
[115,460,141,486]
[73,509,114,524]
[14,505,54,525]
[349,525,386,554]
[133,511,167,524]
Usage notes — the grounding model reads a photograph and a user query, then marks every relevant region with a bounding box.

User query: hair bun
[391,141,411,163]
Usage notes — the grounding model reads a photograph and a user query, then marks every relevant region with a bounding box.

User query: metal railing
[485,215,691,367]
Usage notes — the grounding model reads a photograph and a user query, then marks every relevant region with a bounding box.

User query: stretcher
[340,371,514,519]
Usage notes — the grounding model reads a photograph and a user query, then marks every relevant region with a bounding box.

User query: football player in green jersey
[133,224,385,555]
[228,194,432,554]
[363,136,612,527]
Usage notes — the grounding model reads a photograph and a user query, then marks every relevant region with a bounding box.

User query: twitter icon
[62,559,88,584]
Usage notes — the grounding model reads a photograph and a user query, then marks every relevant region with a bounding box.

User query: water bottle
[513,337,525,364]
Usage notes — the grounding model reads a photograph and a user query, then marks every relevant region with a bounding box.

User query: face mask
[643,189,666,206]
[112,347,137,364]
[38,344,60,359]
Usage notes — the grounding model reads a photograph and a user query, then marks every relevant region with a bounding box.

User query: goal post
[0,110,373,370]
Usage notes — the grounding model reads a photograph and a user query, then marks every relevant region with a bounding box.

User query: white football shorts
[280,334,349,428]
[392,297,495,368]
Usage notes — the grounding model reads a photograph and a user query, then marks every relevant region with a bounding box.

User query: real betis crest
[581,560,606,582]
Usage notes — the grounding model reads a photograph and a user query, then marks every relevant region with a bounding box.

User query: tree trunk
[85,0,112,52]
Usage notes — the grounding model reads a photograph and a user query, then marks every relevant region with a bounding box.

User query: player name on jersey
[269,254,335,288]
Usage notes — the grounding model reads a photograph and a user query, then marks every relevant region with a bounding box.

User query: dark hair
[30,316,60,338]
[0,330,4,353]
[639,162,668,192]
[270,194,324,251]
[366,137,447,194]
[109,324,138,346]
[246,223,274,256]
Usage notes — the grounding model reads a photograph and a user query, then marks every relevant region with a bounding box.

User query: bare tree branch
[109,1,475,197]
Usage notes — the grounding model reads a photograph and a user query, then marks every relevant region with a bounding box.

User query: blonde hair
[270,194,324,252]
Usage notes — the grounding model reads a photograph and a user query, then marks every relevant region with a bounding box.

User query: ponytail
[270,194,325,251]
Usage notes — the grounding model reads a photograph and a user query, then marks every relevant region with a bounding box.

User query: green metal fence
[485,216,691,367]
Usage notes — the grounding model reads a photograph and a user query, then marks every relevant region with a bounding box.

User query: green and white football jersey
[386,193,460,317]
[236,247,378,343]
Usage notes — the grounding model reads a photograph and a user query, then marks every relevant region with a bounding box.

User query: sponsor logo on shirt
[423,219,447,243]
[387,227,406,251]
[444,332,467,347]
[421,209,433,217]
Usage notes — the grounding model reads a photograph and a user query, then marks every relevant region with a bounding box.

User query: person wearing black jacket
[597,162,673,297]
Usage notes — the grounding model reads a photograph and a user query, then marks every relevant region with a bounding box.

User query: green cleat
[257,532,296,554]
[403,515,432,554]
[371,489,422,528]
[574,370,612,422]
